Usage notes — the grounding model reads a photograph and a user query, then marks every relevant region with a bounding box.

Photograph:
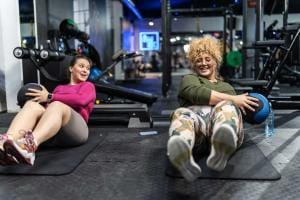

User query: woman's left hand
[232,93,260,115]
[25,85,49,103]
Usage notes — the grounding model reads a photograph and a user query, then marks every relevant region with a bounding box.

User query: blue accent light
[122,31,132,51]
[137,0,188,9]
[122,0,143,19]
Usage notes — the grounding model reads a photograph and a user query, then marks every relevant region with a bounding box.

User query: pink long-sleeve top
[51,81,96,123]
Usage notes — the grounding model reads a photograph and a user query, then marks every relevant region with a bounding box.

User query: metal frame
[161,0,234,96]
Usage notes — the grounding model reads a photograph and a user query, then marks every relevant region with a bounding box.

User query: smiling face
[188,35,223,81]
[193,52,217,81]
[69,58,91,84]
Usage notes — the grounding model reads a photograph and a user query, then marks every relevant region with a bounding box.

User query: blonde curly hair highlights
[188,35,223,70]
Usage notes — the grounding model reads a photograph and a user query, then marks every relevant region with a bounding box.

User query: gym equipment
[39,49,65,61]
[233,24,300,109]
[89,49,143,83]
[59,19,89,43]
[13,47,157,128]
[226,51,242,68]
[17,83,43,107]
[87,50,156,127]
[88,67,102,82]
[14,18,157,127]
[242,93,270,124]
[13,47,64,83]
[58,19,102,68]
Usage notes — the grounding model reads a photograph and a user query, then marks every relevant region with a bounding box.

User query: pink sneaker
[0,134,19,165]
[4,131,37,166]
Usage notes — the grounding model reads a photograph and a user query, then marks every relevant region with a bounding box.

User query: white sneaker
[167,136,202,182]
[206,124,238,171]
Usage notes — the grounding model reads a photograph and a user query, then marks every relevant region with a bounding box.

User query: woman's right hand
[26,85,49,103]
[232,93,260,115]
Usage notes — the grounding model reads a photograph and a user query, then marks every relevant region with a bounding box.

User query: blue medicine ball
[242,93,270,124]
[17,83,43,107]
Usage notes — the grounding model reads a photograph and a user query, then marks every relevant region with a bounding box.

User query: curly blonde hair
[188,35,223,70]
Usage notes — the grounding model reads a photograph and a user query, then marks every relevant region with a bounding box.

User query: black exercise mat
[165,134,281,180]
[0,128,106,176]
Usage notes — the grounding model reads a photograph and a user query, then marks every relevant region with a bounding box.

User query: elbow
[77,97,95,107]
[77,100,87,107]
[69,99,86,107]
[208,98,217,106]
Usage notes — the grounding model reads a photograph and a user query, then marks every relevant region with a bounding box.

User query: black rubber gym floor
[0,73,300,200]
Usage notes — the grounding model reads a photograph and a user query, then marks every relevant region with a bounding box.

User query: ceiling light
[170,38,176,43]
[148,21,154,26]
[183,44,190,53]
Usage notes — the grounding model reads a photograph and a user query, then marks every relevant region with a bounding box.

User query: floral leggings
[169,100,244,153]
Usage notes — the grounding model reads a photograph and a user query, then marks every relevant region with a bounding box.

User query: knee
[171,107,192,119]
[23,101,45,114]
[47,101,71,123]
[216,100,239,111]
[47,101,70,113]
[47,101,66,108]
[213,100,242,120]
[219,100,235,106]
[172,107,192,115]
[172,108,203,128]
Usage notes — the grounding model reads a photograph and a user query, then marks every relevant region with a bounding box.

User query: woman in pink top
[0,55,96,166]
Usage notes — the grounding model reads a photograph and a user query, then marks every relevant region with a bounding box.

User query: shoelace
[18,131,37,152]
[0,134,7,141]
[0,134,8,150]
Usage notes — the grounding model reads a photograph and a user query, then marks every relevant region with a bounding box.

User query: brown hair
[69,55,92,67]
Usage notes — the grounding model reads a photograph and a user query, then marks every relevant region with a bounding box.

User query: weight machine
[13,47,157,128]
[232,0,300,109]
[18,18,158,127]
[232,24,300,109]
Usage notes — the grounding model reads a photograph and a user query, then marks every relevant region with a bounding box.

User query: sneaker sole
[0,149,8,165]
[167,136,202,182]
[4,140,34,166]
[206,124,237,171]
[0,148,19,165]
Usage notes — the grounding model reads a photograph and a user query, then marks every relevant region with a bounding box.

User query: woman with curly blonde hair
[167,35,259,182]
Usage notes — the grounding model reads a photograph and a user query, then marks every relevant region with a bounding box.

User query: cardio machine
[13,47,157,128]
